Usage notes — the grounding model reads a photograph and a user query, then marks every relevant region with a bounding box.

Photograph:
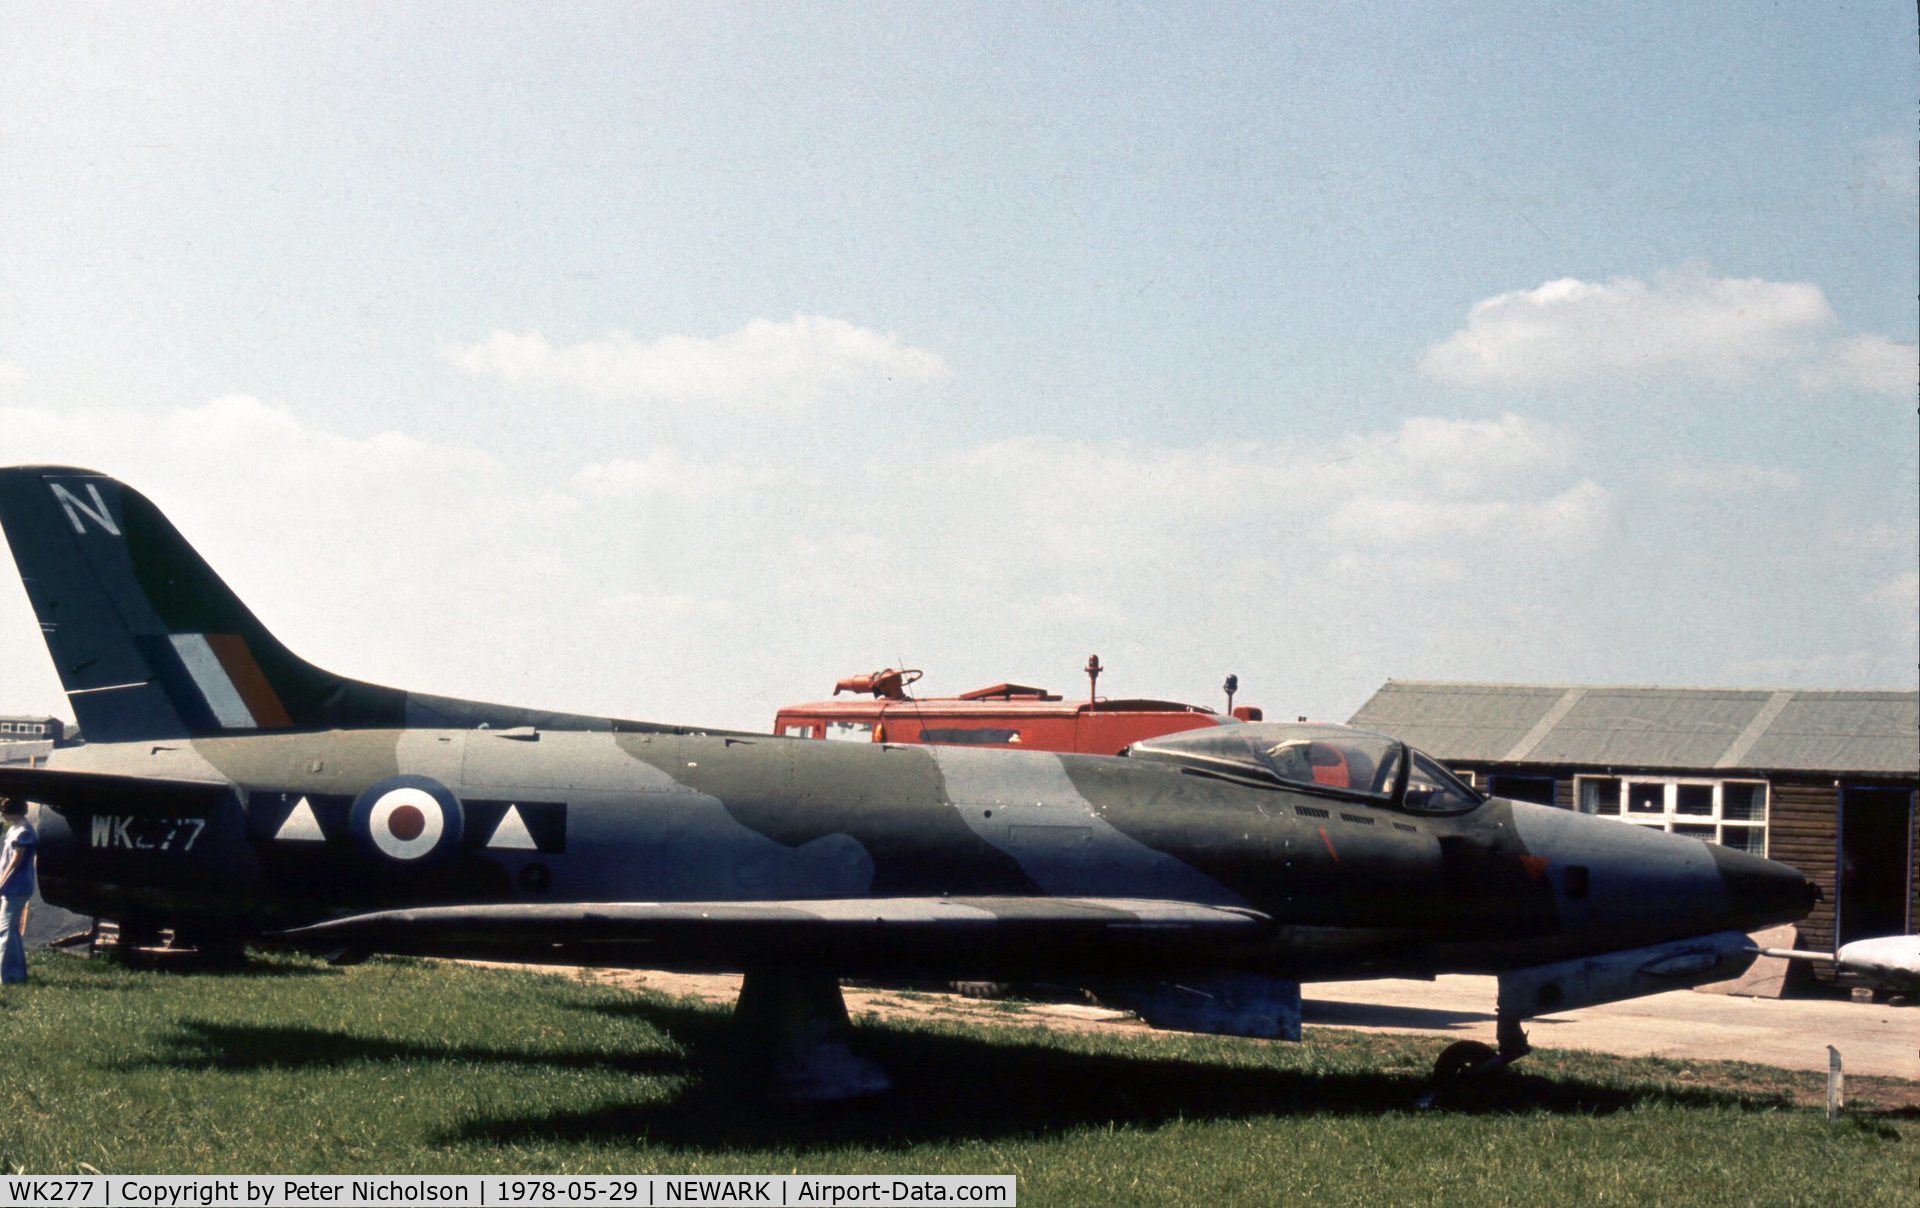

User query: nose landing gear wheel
[1418,1040,1503,1109]
[1419,1017,1531,1108]
[1432,1039,1499,1083]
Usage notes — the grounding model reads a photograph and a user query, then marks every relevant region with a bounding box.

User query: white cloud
[1718,651,1908,687]
[908,413,1600,561]
[444,315,947,408]
[1712,574,1917,691]
[0,396,559,717]
[1329,413,1578,497]
[1799,333,1916,397]
[1422,266,1848,388]
[1323,549,1472,588]
[1825,522,1917,552]
[574,448,778,500]
[1325,480,1610,547]
[1660,461,1801,495]
[1852,134,1917,201]
[1,394,496,486]
[0,396,1901,739]
[1864,571,1919,617]
[159,394,498,484]
[592,591,737,623]
[1028,593,1128,626]
[0,361,24,390]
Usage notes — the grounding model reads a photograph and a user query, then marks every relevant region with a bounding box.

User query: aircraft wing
[0,765,236,813]
[275,897,1273,970]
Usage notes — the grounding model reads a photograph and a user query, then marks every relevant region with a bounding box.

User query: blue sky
[1,4,1914,730]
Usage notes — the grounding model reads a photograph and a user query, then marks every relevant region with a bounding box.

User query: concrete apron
[1301,973,1918,1080]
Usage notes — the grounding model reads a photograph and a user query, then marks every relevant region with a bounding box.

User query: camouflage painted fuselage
[39,723,1812,981]
[0,464,1816,997]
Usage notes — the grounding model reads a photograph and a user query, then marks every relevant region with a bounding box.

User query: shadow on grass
[61,952,341,979]
[120,1019,691,1079]
[13,954,331,994]
[1302,1000,1493,1031]
[429,996,1802,1153]
[97,951,342,980]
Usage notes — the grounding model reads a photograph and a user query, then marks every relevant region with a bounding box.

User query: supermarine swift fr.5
[0,467,1818,1098]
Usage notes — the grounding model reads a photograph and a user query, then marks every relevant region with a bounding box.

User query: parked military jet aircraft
[0,467,1819,1099]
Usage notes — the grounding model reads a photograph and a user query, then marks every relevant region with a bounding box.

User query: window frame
[1572,773,1770,855]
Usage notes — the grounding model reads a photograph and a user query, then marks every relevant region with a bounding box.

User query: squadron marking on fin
[170,634,259,729]
[48,482,120,537]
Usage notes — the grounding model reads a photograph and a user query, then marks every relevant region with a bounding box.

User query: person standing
[0,798,36,985]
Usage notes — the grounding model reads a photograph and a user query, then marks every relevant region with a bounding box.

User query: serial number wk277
[90,815,207,851]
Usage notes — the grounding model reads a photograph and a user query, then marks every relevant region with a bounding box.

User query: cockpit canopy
[1127,722,1484,815]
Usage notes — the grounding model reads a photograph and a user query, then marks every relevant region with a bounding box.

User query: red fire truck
[774,658,1261,756]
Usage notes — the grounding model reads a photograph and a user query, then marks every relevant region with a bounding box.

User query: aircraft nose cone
[1709,844,1819,930]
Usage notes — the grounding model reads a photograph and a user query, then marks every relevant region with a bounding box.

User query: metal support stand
[734,968,891,1102]
[1826,1046,1844,1122]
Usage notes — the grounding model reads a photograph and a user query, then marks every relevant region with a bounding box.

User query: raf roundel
[350,776,464,863]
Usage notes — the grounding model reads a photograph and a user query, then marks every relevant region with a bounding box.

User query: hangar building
[1350,682,1918,982]
[0,713,66,767]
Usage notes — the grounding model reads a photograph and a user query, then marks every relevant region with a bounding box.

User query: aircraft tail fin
[0,466,407,742]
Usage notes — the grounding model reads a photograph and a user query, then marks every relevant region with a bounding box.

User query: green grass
[0,952,1912,1206]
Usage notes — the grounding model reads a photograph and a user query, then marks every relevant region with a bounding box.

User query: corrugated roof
[1349,681,1919,775]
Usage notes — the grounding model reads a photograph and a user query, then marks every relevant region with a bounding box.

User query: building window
[1573,776,1769,854]
[1487,774,1559,807]
[1579,777,1621,815]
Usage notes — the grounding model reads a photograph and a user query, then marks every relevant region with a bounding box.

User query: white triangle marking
[487,805,539,851]
[274,797,325,842]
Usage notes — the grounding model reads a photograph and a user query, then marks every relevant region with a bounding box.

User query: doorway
[1837,784,1915,945]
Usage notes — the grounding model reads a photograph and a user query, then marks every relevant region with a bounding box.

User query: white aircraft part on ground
[1835,936,1920,991]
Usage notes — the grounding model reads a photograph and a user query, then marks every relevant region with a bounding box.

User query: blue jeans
[0,894,28,983]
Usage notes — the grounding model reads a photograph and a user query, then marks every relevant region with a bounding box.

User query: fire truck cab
[774,666,1261,757]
